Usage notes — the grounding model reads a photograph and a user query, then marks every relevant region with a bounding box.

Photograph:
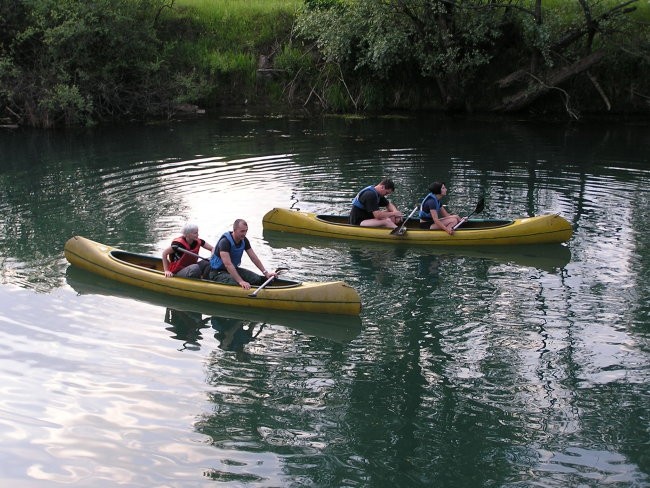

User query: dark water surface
[1,116,649,487]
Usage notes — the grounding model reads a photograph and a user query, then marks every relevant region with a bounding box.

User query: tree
[494,0,648,116]
[294,0,649,116]
[0,0,192,127]
[296,0,502,111]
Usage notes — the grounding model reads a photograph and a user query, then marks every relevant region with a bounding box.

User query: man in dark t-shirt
[349,178,403,228]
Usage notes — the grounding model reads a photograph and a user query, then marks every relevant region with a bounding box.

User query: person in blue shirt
[419,182,461,234]
[208,219,276,290]
[349,178,403,228]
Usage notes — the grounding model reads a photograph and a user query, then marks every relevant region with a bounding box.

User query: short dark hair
[429,182,444,194]
[379,178,395,191]
[233,219,248,230]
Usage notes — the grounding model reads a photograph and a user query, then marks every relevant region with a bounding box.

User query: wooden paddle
[249,267,287,297]
[452,197,485,230]
[390,205,419,235]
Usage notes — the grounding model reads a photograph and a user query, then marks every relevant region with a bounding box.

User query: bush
[0,0,204,127]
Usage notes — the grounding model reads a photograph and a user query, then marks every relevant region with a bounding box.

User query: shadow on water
[65,266,362,346]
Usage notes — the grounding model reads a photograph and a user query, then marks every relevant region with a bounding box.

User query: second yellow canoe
[262,208,572,246]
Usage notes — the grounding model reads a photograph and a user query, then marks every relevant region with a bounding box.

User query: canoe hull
[64,236,361,315]
[262,208,572,245]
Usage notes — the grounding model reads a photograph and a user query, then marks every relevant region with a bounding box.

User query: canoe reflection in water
[265,230,571,274]
[66,266,362,349]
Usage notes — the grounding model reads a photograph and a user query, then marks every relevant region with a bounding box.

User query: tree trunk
[495,50,605,112]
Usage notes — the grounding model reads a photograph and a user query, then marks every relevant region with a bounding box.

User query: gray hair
[181,223,199,236]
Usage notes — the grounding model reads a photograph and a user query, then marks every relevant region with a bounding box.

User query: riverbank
[1,0,648,127]
[162,0,649,120]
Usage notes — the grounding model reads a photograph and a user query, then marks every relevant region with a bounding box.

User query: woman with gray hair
[162,223,214,278]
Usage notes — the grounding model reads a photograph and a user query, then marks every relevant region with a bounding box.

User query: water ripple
[1,117,649,487]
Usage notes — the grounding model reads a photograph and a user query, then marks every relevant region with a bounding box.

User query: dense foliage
[295,0,502,110]
[0,0,648,127]
[293,0,650,115]
[0,0,203,127]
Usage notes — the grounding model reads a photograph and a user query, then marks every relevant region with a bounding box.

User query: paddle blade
[475,197,485,214]
[453,197,485,230]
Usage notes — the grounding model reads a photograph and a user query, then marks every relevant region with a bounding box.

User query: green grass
[159,1,304,107]
[529,0,649,21]
[174,0,302,14]
[172,0,301,51]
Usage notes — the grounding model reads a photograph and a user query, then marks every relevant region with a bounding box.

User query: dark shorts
[175,260,210,278]
[208,267,264,286]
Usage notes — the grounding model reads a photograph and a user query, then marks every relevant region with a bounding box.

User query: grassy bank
[164,0,649,117]
[162,0,302,109]
[172,0,301,51]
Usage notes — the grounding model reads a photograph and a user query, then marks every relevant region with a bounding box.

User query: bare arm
[162,246,175,277]
[246,248,274,278]
[430,210,454,235]
[219,251,250,289]
[372,201,402,220]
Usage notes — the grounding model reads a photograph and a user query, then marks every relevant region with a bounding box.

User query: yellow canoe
[64,236,362,315]
[262,208,573,245]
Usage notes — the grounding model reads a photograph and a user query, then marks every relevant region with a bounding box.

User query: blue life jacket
[352,186,379,210]
[419,193,441,220]
[210,232,245,270]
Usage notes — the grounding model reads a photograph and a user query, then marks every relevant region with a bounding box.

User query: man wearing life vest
[162,223,214,278]
[349,178,403,228]
[208,219,276,290]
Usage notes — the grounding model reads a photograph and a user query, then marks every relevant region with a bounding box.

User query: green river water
[0,115,649,487]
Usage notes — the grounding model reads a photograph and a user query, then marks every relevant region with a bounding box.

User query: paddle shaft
[249,267,285,297]
[391,205,419,235]
[453,198,485,230]
[172,245,209,261]
[249,275,276,297]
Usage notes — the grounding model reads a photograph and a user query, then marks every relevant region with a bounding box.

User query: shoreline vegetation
[0,0,648,128]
